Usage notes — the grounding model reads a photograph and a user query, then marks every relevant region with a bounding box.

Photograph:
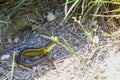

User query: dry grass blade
[65,0,68,16]
[10,51,16,80]
[1,71,11,80]
[62,0,79,24]
[105,7,120,13]
[93,0,120,4]
[91,14,120,17]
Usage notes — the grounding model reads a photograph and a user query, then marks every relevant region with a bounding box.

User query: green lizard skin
[15,42,56,67]
[22,42,56,57]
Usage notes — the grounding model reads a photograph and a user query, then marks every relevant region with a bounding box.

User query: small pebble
[8,38,12,43]
[14,37,19,43]
[1,54,10,61]
[92,36,99,44]
[93,20,97,25]
[0,67,5,74]
[32,24,39,31]
[34,34,39,37]
[47,12,56,21]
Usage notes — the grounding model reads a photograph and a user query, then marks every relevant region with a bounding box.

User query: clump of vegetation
[62,0,120,44]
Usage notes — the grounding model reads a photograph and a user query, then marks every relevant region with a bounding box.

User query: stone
[47,12,56,21]
[1,54,10,61]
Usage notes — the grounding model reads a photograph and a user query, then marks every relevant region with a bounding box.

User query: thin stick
[10,51,16,80]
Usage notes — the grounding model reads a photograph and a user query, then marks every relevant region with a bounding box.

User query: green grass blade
[58,38,86,64]
[8,0,26,20]
[40,35,86,64]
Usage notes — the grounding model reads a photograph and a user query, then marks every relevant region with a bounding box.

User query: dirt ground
[0,16,120,80]
[0,1,120,80]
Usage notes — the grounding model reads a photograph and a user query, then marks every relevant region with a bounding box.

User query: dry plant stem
[62,0,79,24]
[65,0,68,15]
[1,71,11,80]
[10,51,16,80]
[91,14,120,17]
